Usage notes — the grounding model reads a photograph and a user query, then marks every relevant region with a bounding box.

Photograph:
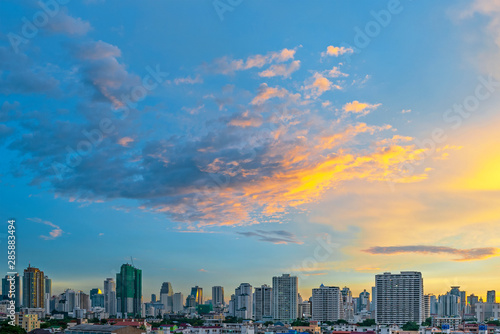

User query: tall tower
[190,286,203,305]
[312,284,342,321]
[23,265,45,308]
[104,278,117,316]
[234,283,253,319]
[255,284,272,320]
[375,271,424,325]
[272,274,298,322]
[160,282,174,312]
[116,264,142,318]
[212,286,225,307]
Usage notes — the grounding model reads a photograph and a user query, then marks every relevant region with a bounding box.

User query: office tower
[172,292,184,313]
[255,284,272,320]
[160,282,173,313]
[487,290,496,303]
[298,301,312,319]
[438,293,460,317]
[76,290,90,311]
[116,263,142,317]
[375,271,424,325]
[2,274,21,310]
[312,284,342,321]
[190,286,203,305]
[358,289,370,312]
[212,286,225,307]
[186,295,196,308]
[90,288,104,308]
[272,274,298,322]
[151,294,156,303]
[430,294,438,315]
[468,294,479,311]
[44,276,51,296]
[423,294,431,319]
[104,278,117,316]
[23,265,45,308]
[231,283,252,319]
[371,286,377,318]
[64,289,76,312]
[341,287,354,321]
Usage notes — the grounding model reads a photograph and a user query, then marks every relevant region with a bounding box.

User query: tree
[336,319,349,325]
[422,317,432,326]
[358,319,376,327]
[402,321,420,331]
[291,319,310,326]
[264,321,274,326]
[0,324,27,334]
[487,320,500,326]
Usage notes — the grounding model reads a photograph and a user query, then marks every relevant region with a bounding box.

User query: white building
[172,292,184,313]
[375,271,424,325]
[312,285,342,321]
[272,274,298,322]
[212,286,225,307]
[229,283,252,319]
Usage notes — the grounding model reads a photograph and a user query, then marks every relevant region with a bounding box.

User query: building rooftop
[67,324,127,332]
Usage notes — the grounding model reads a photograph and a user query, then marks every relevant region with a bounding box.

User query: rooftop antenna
[130,256,134,266]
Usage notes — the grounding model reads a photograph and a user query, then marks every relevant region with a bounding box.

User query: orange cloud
[251,83,289,105]
[343,101,381,116]
[321,45,354,57]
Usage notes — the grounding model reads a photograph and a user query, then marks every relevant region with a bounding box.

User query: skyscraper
[255,284,272,321]
[23,265,45,308]
[2,274,21,310]
[375,271,424,325]
[232,283,252,319]
[104,278,117,316]
[312,284,342,322]
[358,289,370,312]
[90,288,104,308]
[272,274,298,322]
[172,292,184,313]
[212,286,225,307]
[487,290,496,303]
[160,282,173,313]
[116,264,142,317]
[341,287,354,321]
[190,286,203,305]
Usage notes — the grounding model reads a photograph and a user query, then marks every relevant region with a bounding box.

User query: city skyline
[1,0,500,306]
[7,262,499,303]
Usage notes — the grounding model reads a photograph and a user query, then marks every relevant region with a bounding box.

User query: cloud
[327,66,348,78]
[321,45,354,57]
[174,75,203,85]
[251,83,289,105]
[363,245,500,261]
[258,60,301,78]
[45,9,92,36]
[228,110,263,128]
[237,230,303,244]
[203,48,297,75]
[28,217,64,240]
[343,101,381,116]
[118,137,134,147]
[302,73,341,99]
[402,109,412,114]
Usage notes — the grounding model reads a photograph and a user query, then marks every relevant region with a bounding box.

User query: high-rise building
[90,288,104,308]
[298,301,312,319]
[160,282,174,313]
[190,286,203,305]
[423,294,431,319]
[151,294,157,303]
[341,287,354,321]
[375,271,424,325]
[76,290,91,311]
[104,278,117,316]
[272,274,298,322]
[231,283,252,319]
[116,264,142,317]
[255,284,272,321]
[172,292,184,313]
[23,265,45,308]
[371,286,377,318]
[2,274,21,310]
[358,289,370,313]
[438,293,460,317]
[487,290,496,303]
[212,286,225,307]
[312,284,342,322]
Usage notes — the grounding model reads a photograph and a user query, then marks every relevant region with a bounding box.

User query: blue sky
[1,0,500,301]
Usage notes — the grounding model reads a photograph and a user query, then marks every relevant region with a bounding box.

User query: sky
[1,0,500,302]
